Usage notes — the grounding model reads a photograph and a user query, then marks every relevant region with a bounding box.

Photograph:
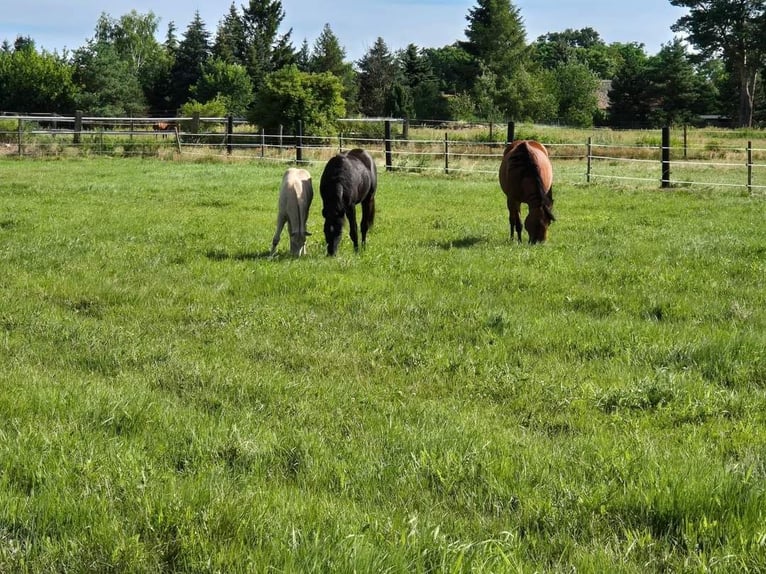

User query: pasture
[0,156,764,572]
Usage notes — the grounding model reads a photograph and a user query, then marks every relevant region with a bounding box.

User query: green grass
[0,157,765,572]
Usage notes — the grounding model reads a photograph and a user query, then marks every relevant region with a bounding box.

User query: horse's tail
[535,172,555,222]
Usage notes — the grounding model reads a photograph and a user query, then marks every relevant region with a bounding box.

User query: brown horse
[499,140,555,244]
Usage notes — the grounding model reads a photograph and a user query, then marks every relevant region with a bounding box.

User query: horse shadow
[435,236,486,250]
[205,248,271,262]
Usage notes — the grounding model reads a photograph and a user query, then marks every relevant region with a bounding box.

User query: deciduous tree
[671,0,766,126]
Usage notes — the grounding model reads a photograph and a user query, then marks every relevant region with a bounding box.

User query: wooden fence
[2,114,766,193]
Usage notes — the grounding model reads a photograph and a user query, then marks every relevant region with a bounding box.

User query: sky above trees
[3,0,686,61]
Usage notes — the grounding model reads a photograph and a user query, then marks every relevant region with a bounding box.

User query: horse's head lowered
[525,189,555,244]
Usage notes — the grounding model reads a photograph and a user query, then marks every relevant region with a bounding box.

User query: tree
[357,37,397,117]
[671,0,766,127]
[461,0,533,119]
[192,58,253,116]
[397,44,443,119]
[0,42,77,113]
[213,3,247,65]
[531,28,617,78]
[310,24,345,75]
[646,39,710,126]
[169,11,211,111]
[249,65,345,134]
[295,39,311,72]
[309,23,357,114]
[461,0,528,79]
[241,0,295,87]
[548,60,599,126]
[607,43,652,127]
[94,10,163,76]
[72,42,145,115]
[423,44,475,94]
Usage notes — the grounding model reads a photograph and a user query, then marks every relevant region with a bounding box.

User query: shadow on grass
[436,236,486,250]
[205,248,271,261]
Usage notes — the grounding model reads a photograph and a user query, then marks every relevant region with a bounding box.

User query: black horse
[319,148,377,256]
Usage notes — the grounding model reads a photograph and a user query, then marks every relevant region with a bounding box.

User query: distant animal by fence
[152,122,177,138]
[499,140,555,244]
[271,168,314,257]
[319,148,377,256]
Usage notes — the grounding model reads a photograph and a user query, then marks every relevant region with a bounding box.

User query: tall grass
[0,157,764,572]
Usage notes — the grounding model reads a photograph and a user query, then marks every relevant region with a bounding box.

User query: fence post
[226,115,233,154]
[384,120,392,172]
[747,140,753,194]
[261,128,265,158]
[661,126,671,188]
[683,124,688,160]
[191,112,200,134]
[444,132,449,174]
[339,132,343,153]
[17,117,22,156]
[402,118,409,141]
[73,110,82,145]
[506,121,515,145]
[296,120,303,164]
[586,137,592,183]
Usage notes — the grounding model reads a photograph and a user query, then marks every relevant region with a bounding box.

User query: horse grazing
[319,148,377,256]
[499,140,555,244]
[271,168,314,257]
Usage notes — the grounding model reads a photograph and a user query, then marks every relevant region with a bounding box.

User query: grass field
[0,156,765,572]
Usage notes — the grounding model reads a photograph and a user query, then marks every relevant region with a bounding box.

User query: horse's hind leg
[360,195,375,246]
[346,207,360,251]
[507,197,522,242]
[270,215,286,255]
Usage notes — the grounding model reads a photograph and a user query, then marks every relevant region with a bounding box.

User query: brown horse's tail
[522,143,554,223]
[539,175,555,222]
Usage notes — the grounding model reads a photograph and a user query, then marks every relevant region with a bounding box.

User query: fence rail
[2,115,766,194]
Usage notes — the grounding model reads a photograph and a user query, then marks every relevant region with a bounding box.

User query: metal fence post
[586,137,592,183]
[384,120,392,172]
[17,117,22,156]
[661,126,671,188]
[226,115,233,154]
[444,132,449,174]
[296,120,303,164]
[747,140,753,194]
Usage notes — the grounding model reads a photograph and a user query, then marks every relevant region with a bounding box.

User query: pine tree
[169,11,211,111]
[296,39,311,72]
[310,24,346,75]
[461,0,528,79]
[241,0,295,87]
[357,37,397,117]
[213,3,247,65]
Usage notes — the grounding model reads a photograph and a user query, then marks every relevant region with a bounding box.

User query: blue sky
[1,0,687,60]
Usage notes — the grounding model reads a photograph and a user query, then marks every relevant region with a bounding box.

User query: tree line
[1,0,765,132]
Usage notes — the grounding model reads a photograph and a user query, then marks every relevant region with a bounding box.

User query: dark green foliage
[72,42,146,115]
[0,43,76,113]
[240,0,295,87]
[608,43,653,127]
[309,24,358,115]
[248,65,344,134]
[671,0,766,127]
[169,11,211,112]
[192,58,253,116]
[356,37,398,117]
